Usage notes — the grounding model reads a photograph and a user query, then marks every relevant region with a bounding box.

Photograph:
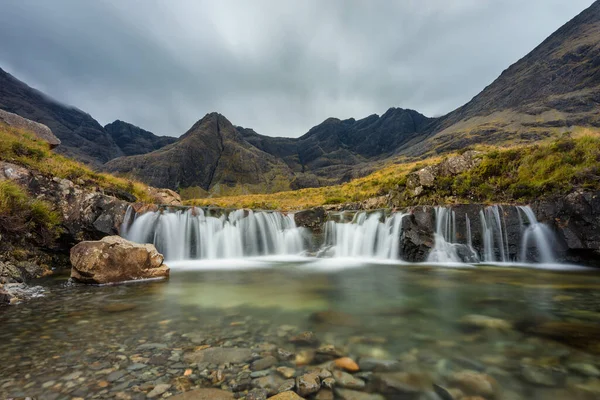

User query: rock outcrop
[0,109,60,148]
[70,236,169,284]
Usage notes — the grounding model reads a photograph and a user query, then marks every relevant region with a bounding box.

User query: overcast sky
[0,0,595,138]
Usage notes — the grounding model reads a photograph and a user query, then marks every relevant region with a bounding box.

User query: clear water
[1,260,600,399]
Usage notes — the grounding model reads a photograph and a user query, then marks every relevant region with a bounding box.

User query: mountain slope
[0,67,123,165]
[104,120,177,156]
[104,113,295,193]
[402,1,600,156]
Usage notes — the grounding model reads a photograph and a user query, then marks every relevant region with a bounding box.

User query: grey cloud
[0,0,595,137]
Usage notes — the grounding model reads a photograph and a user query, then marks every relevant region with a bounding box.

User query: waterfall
[122,207,307,261]
[429,205,557,264]
[324,211,405,259]
[518,206,556,263]
[427,207,462,263]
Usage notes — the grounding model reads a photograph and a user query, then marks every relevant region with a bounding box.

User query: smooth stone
[449,371,498,397]
[184,347,253,365]
[167,388,234,399]
[371,372,429,398]
[296,372,321,397]
[568,363,600,377]
[267,392,305,400]
[253,374,285,396]
[315,388,335,400]
[335,388,385,400]
[277,348,295,361]
[147,383,171,398]
[251,370,272,378]
[127,363,147,371]
[277,366,296,379]
[252,356,278,371]
[107,370,127,382]
[333,370,365,390]
[520,363,567,387]
[136,343,167,351]
[247,388,269,400]
[459,315,512,331]
[358,358,402,372]
[289,332,319,346]
[335,357,360,372]
[278,379,295,393]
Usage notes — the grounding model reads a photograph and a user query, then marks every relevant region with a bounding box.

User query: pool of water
[1,261,600,399]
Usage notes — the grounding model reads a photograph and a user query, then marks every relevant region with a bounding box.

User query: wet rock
[315,388,335,400]
[168,388,234,399]
[295,349,316,366]
[252,356,278,371]
[70,236,169,284]
[296,372,321,397]
[568,363,600,377]
[315,344,345,363]
[247,388,269,400]
[459,315,512,331]
[277,379,295,393]
[448,371,498,397]
[277,348,295,361]
[371,372,430,399]
[184,347,253,365]
[335,357,360,372]
[127,363,147,371]
[335,388,385,400]
[310,310,358,327]
[358,359,402,372]
[102,303,138,313]
[277,367,296,379]
[433,384,456,400]
[333,370,365,390]
[147,383,171,398]
[253,374,285,396]
[515,319,600,354]
[520,362,567,387]
[322,377,335,389]
[266,392,304,400]
[107,370,127,382]
[289,331,319,346]
[294,207,326,235]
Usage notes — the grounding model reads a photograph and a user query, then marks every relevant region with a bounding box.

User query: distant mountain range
[2,1,600,194]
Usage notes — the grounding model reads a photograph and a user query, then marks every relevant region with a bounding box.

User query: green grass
[0,123,154,202]
[187,132,600,210]
[0,180,62,243]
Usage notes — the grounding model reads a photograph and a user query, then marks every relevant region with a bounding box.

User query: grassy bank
[0,123,153,202]
[187,132,600,210]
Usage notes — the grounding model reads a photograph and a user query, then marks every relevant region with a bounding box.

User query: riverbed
[1,260,600,399]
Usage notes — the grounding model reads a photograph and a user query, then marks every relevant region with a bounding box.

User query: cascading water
[122,207,307,261]
[518,206,556,263]
[121,204,559,265]
[323,211,405,259]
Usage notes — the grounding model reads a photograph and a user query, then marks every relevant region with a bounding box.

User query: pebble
[335,388,385,400]
[568,363,600,377]
[335,357,360,372]
[147,383,171,398]
[277,366,296,379]
[333,370,365,390]
[296,372,321,397]
[127,363,147,371]
[252,355,278,371]
[449,371,497,397]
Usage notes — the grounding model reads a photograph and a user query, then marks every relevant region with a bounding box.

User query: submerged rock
[70,236,169,284]
[183,347,253,364]
[168,388,234,399]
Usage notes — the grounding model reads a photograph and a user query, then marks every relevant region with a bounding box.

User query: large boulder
[70,236,169,284]
[0,109,61,148]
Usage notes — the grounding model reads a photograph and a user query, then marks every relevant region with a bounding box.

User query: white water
[122,205,560,266]
[123,208,306,261]
[324,211,405,259]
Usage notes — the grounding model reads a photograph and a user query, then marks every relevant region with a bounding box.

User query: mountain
[401,1,600,156]
[104,120,177,156]
[0,67,123,165]
[104,113,295,194]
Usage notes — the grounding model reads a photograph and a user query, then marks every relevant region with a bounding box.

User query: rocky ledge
[70,236,170,284]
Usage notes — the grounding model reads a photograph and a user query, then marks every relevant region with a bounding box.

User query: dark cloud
[0,0,595,137]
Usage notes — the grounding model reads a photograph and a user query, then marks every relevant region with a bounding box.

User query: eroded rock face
[70,236,169,284]
[0,109,61,148]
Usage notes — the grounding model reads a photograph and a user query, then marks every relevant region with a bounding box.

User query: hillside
[104,113,295,194]
[402,1,600,156]
[104,120,177,156]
